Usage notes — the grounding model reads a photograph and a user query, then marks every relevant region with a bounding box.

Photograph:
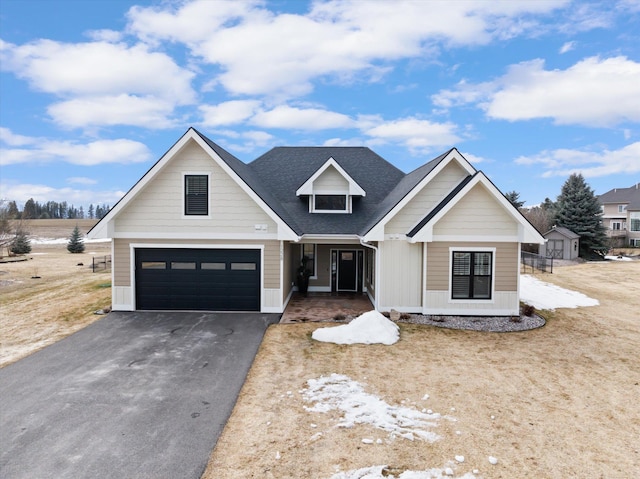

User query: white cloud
[514,142,640,177]
[0,129,152,166]
[361,117,461,153]
[85,29,123,42]
[1,39,196,128]
[0,127,38,147]
[126,0,567,98]
[251,105,354,130]
[67,177,98,185]
[48,95,177,129]
[559,41,576,53]
[460,152,490,164]
[434,56,640,127]
[199,100,262,127]
[1,40,195,99]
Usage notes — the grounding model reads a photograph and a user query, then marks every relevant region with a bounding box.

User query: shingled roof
[192,130,478,236]
[598,184,640,210]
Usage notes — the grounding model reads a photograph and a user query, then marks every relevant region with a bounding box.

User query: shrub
[522,303,535,317]
[11,230,31,255]
[67,225,85,254]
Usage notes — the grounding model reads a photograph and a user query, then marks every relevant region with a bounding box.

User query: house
[539,226,580,260]
[88,128,544,316]
[598,184,640,247]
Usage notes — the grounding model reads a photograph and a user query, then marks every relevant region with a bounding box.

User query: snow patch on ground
[303,373,442,442]
[327,464,479,479]
[604,255,632,261]
[520,274,599,310]
[312,310,399,345]
[30,236,109,245]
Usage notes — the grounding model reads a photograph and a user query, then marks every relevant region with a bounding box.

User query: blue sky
[1,0,639,211]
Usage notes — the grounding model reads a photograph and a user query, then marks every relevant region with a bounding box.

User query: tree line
[505,173,607,258]
[1,199,110,220]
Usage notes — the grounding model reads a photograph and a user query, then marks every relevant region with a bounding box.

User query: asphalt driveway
[0,311,279,479]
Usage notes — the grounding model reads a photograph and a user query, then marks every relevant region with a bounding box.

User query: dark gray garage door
[135,248,260,311]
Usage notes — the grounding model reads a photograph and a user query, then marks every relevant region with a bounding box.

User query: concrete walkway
[0,311,279,479]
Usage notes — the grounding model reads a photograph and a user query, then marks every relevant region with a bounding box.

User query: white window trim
[618,204,628,213]
[182,171,211,219]
[448,246,496,304]
[310,193,352,214]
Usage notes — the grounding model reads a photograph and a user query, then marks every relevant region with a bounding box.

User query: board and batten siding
[433,183,517,238]
[313,166,349,192]
[379,240,422,311]
[114,141,277,235]
[385,161,469,235]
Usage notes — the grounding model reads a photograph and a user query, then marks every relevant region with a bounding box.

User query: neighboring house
[88,128,543,316]
[598,184,640,247]
[539,226,580,260]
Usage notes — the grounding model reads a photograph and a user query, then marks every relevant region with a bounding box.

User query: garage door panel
[135,248,261,311]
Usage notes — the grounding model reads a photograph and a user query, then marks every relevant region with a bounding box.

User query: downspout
[359,238,379,310]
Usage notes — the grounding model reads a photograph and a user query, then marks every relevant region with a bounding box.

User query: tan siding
[283,241,293,302]
[311,244,333,287]
[433,184,517,237]
[112,238,280,288]
[115,139,276,235]
[113,238,131,287]
[386,161,468,235]
[313,166,348,191]
[427,242,518,292]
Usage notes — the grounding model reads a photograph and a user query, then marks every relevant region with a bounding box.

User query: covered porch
[280,292,374,323]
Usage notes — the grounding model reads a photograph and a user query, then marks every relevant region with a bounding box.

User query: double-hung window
[451,251,492,300]
[184,174,208,216]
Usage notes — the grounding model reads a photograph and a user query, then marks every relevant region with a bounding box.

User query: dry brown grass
[204,260,640,478]
[0,219,112,367]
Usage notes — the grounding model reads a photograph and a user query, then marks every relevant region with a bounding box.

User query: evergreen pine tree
[67,225,85,253]
[504,190,525,209]
[555,173,607,258]
[11,230,31,255]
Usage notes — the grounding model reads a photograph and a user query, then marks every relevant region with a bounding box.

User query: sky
[1,0,640,212]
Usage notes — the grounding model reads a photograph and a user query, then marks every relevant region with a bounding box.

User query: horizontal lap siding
[427,242,518,292]
[112,238,280,289]
[314,167,348,191]
[386,161,468,235]
[433,184,517,237]
[115,141,276,235]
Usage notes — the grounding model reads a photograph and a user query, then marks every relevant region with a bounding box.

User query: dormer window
[296,157,365,215]
[313,194,349,213]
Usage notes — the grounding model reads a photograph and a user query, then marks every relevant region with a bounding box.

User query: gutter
[359,238,379,310]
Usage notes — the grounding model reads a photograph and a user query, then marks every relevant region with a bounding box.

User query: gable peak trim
[296,157,366,197]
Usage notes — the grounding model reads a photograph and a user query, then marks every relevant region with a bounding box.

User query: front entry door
[337,250,357,291]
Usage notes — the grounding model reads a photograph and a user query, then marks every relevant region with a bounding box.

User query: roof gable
[362,148,475,240]
[408,172,545,244]
[296,157,366,197]
[542,226,580,239]
[88,128,298,240]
